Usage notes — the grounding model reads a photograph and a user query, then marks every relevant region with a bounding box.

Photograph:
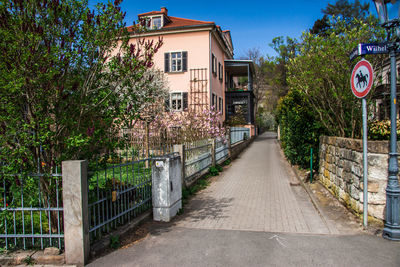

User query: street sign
[349,42,400,61]
[350,59,373,98]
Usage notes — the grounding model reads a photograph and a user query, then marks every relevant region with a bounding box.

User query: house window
[212,54,217,76]
[219,97,223,115]
[164,52,188,73]
[171,52,182,72]
[151,16,162,29]
[218,62,223,81]
[212,93,216,107]
[168,92,188,111]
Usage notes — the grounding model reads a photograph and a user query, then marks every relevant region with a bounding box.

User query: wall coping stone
[320,135,399,154]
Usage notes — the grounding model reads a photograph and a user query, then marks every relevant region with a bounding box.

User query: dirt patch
[89,220,152,262]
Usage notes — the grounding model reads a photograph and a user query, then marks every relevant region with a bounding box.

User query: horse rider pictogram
[356,70,369,88]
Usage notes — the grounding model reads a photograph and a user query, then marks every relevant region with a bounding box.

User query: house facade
[127,7,256,134]
[372,56,400,120]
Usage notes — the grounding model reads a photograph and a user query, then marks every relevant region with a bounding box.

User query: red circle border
[351,59,374,98]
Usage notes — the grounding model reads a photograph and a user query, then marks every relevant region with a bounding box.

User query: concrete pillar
[152,154,182,222]
[173,144,185,186]
[211,139,216,167]
[62,160,90,266]
[227,127,232,158]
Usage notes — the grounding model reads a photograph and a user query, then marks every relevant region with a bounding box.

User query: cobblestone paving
[176,132,335,234]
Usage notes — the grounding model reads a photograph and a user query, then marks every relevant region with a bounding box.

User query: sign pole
[362,97,368,227]
[350,58,373,228]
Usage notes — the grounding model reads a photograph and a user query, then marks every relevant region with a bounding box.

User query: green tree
[287,16,385,138]
[240,48,269,126]
[0,0,163,227]
[0,0,163,171]
[269,36,298,90]
[311,0,370,35]
[322,0,370,22]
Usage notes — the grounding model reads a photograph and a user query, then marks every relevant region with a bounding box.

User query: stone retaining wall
[318,136,400,222]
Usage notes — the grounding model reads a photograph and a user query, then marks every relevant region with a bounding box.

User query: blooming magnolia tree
[129,106,226,149]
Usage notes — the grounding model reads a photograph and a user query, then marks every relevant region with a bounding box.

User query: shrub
[368,119,400,141]
[276,89,325,169]
[109,235,120,249]
[209,166,220,176]
[216,165,223,172]
[222,159,231,166]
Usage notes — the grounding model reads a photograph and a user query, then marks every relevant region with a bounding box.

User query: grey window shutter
[183,92,188,110]
[164,53,170,72]
[182,51,188,72]
[165,95,170,111]
[212,54,215,73]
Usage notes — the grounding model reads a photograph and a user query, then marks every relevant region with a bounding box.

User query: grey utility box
[152,154,182,222]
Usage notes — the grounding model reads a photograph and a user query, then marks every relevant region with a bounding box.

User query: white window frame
[170,92,183,111]
[151,16,162,29]
[143,15,163,30]
[170,52,183,72]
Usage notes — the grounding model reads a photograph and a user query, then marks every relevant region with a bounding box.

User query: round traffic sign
[351,59,373,98]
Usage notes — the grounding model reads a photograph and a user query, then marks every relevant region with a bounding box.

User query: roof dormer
[138,7,171,30]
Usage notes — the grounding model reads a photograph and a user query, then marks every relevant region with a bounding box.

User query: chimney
[161,7,168,15]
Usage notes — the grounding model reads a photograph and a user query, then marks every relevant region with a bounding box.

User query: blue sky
[90,0,374,59]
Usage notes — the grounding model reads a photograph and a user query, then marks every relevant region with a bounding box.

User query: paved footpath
[88,132,400,267]
[176,132,332,234]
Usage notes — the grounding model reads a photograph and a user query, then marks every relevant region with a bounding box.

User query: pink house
[127,7,256,133]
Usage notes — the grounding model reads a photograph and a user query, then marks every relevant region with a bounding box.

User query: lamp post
[373,0,400,241]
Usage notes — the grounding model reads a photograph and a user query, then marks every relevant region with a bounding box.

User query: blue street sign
[350,43,400,61]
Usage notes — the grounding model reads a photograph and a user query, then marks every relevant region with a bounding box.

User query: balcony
[224,60,255,125]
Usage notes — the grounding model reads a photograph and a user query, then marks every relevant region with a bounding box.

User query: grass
[88,161,151,191]
[109,235,120,249]
[23,255,35,265]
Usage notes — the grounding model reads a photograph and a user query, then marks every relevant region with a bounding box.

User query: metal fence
[215,136,229,164]
[87,156,153,244]
[230,127,250,146]
[0,170,64,250]
[120,127,177,160]
[184,139,212,184]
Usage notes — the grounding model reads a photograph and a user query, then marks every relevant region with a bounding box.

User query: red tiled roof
[163,16,213,28]
[138,11,164,16]
[127,10,214,33]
